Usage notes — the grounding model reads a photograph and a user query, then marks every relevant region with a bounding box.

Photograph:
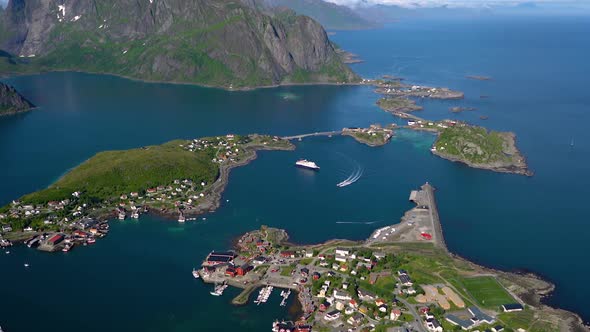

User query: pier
[369,183,447,251]
[422,183,447,252]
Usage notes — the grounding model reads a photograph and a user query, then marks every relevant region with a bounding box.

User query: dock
[422,183,447,252]
[370,183,447,251]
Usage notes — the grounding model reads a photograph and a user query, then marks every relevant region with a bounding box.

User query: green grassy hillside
[22,141,219,204]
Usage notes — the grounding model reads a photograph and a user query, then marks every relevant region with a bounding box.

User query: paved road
[397,297,428,332]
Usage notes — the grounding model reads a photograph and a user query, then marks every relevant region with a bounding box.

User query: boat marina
[255,285,274,305]
[280,289,291,307]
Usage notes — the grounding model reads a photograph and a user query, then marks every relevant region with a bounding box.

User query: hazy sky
[325,0,589,8]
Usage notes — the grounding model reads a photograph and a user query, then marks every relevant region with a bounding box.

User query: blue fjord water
[1,15,590,330]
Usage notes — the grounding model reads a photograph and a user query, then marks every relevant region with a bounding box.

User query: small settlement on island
[0,134,293,252]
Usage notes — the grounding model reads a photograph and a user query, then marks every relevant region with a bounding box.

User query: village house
[501,303,524,313]
[347,313,364,327]
[335,248,350,256]
[426,318,443,332]
[280,251,295,259]
[468,306,495,325]
[358,288,376,301]
[399,273,413,287]
[324,310,341,321]
[333,290,352,301]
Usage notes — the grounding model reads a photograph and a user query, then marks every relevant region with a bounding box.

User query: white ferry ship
[295,159,320,170]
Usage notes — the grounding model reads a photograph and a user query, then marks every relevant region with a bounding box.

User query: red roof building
[225,266,237,277]
[48,234,64,245]
[281,251,295,258]
[236,265,253,276]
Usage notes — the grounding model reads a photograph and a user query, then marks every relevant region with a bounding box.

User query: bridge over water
[282,131,343,141]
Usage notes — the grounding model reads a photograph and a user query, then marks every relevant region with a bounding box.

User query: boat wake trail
[336,221,380,225]
[337,163,363,188]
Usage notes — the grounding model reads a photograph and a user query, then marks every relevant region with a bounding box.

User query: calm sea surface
[1,15,589,330]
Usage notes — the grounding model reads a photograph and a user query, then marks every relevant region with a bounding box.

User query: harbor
[190,184,579,331]
[191,185,451,331]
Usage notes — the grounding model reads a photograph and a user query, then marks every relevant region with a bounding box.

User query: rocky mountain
[0,81,34,115]
[0,0,358,88]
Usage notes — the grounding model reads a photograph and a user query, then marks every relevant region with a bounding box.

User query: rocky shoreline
[431,131,533,176]
[207,183,588,331]
[154,143,295,220]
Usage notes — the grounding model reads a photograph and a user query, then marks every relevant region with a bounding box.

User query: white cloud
[325,0,590,9]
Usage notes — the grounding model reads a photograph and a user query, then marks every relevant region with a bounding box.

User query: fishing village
[190,184,570,332]
[0,134,294,251]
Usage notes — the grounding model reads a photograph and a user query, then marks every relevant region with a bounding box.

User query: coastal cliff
[0,81,34,115]
[0,0,357,88]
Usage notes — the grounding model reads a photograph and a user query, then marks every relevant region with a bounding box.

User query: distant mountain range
[257,0,375,30]
[0,0,357,88]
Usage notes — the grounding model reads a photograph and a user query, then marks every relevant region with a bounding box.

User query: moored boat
[210,282,228,296]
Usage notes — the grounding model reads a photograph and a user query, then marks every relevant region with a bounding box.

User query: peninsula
[0,82,34,116]
[0,134,294,249]
[194,184,586,332]
[0,0,357,89]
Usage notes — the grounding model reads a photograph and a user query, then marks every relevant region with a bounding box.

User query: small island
[373,79,464,100]
[194,184,584,332]
[342,124,395,147]
[406,119,531,176]
[377,97,423,113]
[0,134,294,249]
[0,82,35,116]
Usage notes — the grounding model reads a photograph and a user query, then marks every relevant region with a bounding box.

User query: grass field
[281,264,296,277]
[434,125,510,164]
[21,140,219,204]
[499,310,535,329]
[459,276,515,309]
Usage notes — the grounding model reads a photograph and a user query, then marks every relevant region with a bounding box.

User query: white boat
[295,159,320,170]
[254,285,274,305]
[280,289,291,306]
[210,283,228,296]
[24,263,29,268]
[192,269,200,279]
[178,214,186,223]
